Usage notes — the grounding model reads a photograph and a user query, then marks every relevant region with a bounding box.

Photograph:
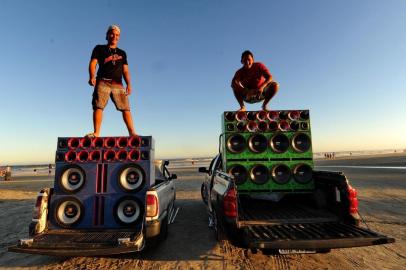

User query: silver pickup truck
[9,160,176,256]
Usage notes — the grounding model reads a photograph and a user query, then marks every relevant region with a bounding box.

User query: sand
[0,154,405,270]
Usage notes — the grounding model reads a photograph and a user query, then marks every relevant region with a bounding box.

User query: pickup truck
[9,136,177,256]
[200,154,395,254]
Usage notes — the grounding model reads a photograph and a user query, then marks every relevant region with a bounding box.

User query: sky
[0,0,405,164]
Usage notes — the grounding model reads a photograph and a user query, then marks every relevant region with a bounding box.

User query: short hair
[241,50,254,62]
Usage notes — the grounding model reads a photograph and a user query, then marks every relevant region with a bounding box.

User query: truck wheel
[201,183,208,205]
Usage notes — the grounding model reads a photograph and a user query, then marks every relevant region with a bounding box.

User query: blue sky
[1,0,405,164]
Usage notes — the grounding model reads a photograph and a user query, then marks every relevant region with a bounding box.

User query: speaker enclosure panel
[225,160,315,192]
[222,132,313,160]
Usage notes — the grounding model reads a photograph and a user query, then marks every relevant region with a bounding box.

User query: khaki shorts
[92,80,130,111]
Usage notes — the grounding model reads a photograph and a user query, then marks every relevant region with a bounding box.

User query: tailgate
[8,230,144,256]
[243,222,394,250]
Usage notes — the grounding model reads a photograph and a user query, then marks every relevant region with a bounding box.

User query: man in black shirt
[87,24,136,137]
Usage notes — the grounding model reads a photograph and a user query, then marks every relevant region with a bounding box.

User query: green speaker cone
[270,133,289,153]
[293,163,313,184]
[292,133,311,153]
[250,164,269,185]
[229,164,248,185]
[248,134,268,153]
[271,164,291,184]
[226,134,246,153]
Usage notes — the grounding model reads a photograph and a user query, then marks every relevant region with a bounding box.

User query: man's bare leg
[262,81,279,111]
[232,86,246,111]
[93,109,103,137]
[122,110,137,136]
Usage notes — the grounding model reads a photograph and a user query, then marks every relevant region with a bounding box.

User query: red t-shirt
[232,62,271,89]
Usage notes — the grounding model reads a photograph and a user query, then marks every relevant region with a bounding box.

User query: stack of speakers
[221,110,314,192]
[50,136,155,230]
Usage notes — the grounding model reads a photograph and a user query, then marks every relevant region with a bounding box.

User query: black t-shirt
[91,45,128,83]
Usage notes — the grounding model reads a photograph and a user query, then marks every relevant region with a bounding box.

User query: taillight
[146,194,158,217]
[32,190,48,220]
[223,188,237,218]
[347,185,358,214]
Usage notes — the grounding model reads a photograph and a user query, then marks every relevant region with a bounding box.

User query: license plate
[278,249,316,254]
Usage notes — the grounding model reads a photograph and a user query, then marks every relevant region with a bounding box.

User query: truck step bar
[8,230,144,256]
[243,222,395,250]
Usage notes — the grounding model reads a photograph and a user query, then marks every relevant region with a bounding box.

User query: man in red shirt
[231,50,279,111]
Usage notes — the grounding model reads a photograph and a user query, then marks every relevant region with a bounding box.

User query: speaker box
[221,131,313,160]
[225,160,314,192]
[222,110,311,134]
[48,194,145,230]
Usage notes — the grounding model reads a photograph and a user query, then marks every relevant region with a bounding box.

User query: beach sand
[0,154,405,269]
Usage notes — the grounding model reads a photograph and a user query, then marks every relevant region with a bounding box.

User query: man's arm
[257,64,273,95]
[123,64,132,95]
[88,58,98,86]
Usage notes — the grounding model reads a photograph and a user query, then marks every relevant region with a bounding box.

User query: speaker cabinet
[48,194,145,230]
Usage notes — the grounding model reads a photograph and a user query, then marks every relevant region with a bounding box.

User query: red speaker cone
[89,150,101,162]
[92,137,104,148]
[116,150,129,162]
[257,111,268,121]
[104,137,116,148]
[104,149,116,162]
[68,138,80,149]
[235,111,247,121]
[77,150,89,162]
[288,110,300,120]
[247,121,258,132]
[80,137,92,149]
[128,136,141,148]
[65,150,77,162]
[278,120,290,131]
[224,112,235,121]
[268,111,279,121]
[129,149,140,161]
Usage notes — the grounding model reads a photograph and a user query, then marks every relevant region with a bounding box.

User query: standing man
[231,50,279,111]
[87,24,136,137]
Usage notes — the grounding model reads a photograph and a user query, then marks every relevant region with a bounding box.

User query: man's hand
[88,78,96,86]
[126,85,132,95]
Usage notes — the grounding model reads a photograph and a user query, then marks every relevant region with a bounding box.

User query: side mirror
[198,167,209,173]
[169,174,177,180]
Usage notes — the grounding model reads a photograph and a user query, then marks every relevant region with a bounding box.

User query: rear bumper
[8,230,144,256]
[146,219,161,238]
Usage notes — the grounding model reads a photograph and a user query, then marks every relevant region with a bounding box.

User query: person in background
[231,50,279,111]
[87,24,137,137]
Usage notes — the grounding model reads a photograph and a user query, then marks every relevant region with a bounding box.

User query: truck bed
[236,195,394,250]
